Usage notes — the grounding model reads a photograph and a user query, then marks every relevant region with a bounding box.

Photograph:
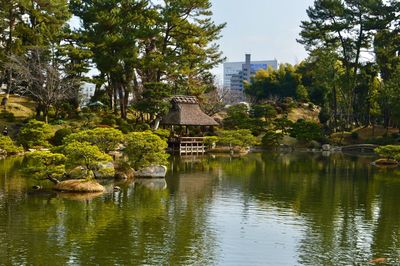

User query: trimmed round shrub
[18,120,53,149]
[0,136,23,155]
[261,131,283,148]
[124,131,168,170]
[52,128,73,146]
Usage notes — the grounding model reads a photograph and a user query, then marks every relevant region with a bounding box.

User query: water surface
[0,152,400,265]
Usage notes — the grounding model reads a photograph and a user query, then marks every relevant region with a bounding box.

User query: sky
[71,0,316,82]
[210,0,315,83]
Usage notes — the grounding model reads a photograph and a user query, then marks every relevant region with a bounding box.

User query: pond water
[0,152,400,265]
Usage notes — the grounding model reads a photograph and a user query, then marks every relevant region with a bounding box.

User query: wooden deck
[168,137,206,155]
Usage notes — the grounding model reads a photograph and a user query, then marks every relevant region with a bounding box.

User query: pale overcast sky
[211,0,315,82]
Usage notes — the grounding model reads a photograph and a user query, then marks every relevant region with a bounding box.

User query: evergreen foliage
[18,120,53,149]
[64,128,124,153]
[63,141,113,178]
[0,136,23,155]
[289,120,323,143]
[24,151,66,181]
[375,145,400,161]
[124,131,169,170]
[216,129,259,148]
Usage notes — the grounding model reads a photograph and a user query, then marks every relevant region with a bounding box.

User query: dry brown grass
[2,94,35,118]
[53,179,105,193]
[287,106,320,123]
[353,126,398,140]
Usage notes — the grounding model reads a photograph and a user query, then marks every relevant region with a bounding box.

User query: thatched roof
[161,96,219,126]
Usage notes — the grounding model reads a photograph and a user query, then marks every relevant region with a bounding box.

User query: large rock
[93,162,115,179]
[68,166,88,179]
[322,144,331,151]
[135,165,167,178]
[114,165,135,180]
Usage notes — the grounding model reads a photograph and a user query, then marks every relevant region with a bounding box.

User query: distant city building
[80,82,96,106]
[223,54,278,101]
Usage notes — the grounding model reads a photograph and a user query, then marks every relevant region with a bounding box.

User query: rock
[93,162,115,179]
[277,144,293,152]
[135,165,167,178]
[322,144,331,151]
[68,166,87,179]
[280,135,297,145]
[309,140,321,149]
[53,179,105,193]
[135,178,167,190]
[114,172,128,180]
[114,166,135,180]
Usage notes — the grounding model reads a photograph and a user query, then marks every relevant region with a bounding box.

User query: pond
[0,152,400,265]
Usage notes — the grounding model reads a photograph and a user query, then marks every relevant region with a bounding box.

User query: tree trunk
[118,85,126,119]
[47,175,60,184]
[36,105,42,120]
[123,86,129,119]
[333,86,337,132]
[113,86,118,115]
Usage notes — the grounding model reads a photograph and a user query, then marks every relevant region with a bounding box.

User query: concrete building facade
[223,54,278,100]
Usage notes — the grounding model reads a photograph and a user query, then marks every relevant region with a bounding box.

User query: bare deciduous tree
[200,85,235,116]
[7,49,77,123]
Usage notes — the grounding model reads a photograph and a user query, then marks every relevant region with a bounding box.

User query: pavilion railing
[168,137,206,155]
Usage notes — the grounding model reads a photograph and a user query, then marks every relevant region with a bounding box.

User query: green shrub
[124,131,169,170]
[153,129,170,140]
[261,131,283,148]
[63,141,113,179]
[223,104,265,135]
[0,136,23,154]
[101,114,117,126]
[289,120,323,143]
[204,136,218,148]
[24,151,66,180]
[18,120,53,149]
[51,128,73,146]
[217,129,259,148]
[375,145,400,161]
[51,119,65,125]
[132,122,151,131]
[0,111,15,122]
[351,131,359,140]
[318,107,330,124]
[78,112,98,129]
[117,118,133,134]
[251,104,277,121]
[64,127,124,153]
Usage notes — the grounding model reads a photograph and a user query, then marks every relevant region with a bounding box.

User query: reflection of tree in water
[0,157,218,265]
[2,153,400,264]
[216,152,400,265]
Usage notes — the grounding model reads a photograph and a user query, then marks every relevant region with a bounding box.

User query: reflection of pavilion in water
[161,96,218,155]
[167,155,220,196]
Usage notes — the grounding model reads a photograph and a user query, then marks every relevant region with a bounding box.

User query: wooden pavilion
[161,95,218,155]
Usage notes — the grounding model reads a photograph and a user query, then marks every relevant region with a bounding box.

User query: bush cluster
[375,145,400,161]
